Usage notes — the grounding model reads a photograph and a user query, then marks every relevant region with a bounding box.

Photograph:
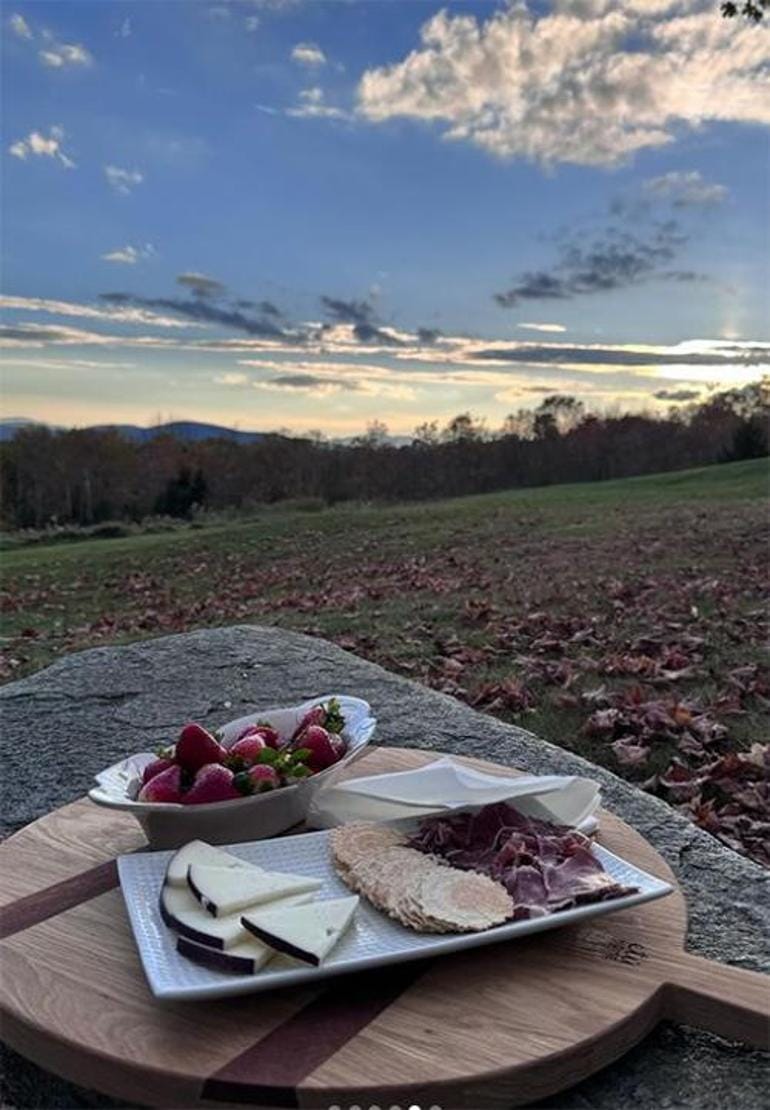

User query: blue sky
[2,0,768,434]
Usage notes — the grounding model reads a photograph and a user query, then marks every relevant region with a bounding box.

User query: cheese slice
[241,896,359,966]
[165,840,261,888]
[187,863,322,917]
[177,933,274,975]
[160,884,314,949]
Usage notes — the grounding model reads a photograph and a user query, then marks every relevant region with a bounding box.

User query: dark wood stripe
[0,860,119,939]
[202,961,430,1106]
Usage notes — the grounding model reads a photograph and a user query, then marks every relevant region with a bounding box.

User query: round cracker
[329,823,405,873]
[417,868,513,932]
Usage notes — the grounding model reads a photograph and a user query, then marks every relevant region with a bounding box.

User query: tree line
[1,385,766,530]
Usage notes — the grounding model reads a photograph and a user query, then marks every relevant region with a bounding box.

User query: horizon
[2,0,769,436]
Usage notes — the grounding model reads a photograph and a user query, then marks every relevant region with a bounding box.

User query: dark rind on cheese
[241,916,320,967]
[177,935,259,974]
[159,884,226,950]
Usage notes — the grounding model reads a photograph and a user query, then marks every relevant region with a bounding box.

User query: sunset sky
[2,0,769,436]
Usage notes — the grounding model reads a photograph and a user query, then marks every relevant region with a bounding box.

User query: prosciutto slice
[407,802,635,920]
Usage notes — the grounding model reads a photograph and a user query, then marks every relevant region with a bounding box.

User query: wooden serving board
[1,747,767,1110]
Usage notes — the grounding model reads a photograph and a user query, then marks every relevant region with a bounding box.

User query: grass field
[2,459,768,864]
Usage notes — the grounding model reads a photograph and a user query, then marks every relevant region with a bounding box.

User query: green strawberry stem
[323,697,345,734]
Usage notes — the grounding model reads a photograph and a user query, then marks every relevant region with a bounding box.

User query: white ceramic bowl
[88,695,376,849]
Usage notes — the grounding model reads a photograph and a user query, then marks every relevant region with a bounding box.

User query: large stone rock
[1,626,767,1109]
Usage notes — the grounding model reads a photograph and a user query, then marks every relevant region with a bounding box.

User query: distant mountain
[0,419,268,444]
[92,421,268,444]
[0,418,56,442]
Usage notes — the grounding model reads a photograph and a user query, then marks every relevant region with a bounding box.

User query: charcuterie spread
[331,802,637,931]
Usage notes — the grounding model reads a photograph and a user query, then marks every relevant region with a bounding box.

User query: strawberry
[141,757,174,785]
[182,764,241,805]
[295,724,346,772]
[291,705,325,742]
[235,723,282,749]
[245,765,281,793]
[138,764,184,803]
[227,733,267,768]
[290,698,345,742]
[175,723,226,772]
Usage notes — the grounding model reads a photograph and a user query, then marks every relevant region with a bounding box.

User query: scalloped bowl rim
[88,694,376,814]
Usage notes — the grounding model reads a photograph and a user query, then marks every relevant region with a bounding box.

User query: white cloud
[8,126,75,168]
[4,357,138,370]
[643,170,729,206]
[39,41,93,68]
[104,164,144,194]
[100,244,155,265]
[517,322,567,334]
[215,372,250,386]
[357,4,770,167]
[291,42,326,67]
[245,15,260,32]
[287,86,350,120]
[9,12,32,39]
[117,17,132,38]
[0,294,201,330]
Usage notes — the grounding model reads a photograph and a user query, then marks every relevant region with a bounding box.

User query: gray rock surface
[1,625,768,1109]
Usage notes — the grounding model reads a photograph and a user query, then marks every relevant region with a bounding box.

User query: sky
[1,0,769,436]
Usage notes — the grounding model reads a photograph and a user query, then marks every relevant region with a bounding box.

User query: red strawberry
[234,722,282,749]
[296,725,346,772]
[228,733,267,767]
[246,765,280,793]
[291,705,325,742]
[182,764,240,805]
[141,757,174,785]
[138,764,184,803]
[175,723,226,772]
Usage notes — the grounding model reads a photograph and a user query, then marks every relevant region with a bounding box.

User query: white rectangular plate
[118,829,673,1001]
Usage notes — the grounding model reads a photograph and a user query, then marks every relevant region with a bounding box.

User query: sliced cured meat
[408,802,636,920]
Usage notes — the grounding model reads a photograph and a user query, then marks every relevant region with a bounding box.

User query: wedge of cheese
[187,863,322,917]
[165,840,260,888]
[241,896,358,966]
[160,884,314,949]
[177,933,274,975]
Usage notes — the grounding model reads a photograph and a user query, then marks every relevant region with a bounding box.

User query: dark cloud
[495,273,568,306]
[320,294,405,346]
[494,222,704,306]
[270,373,350,390]
[177,272,226,298]
[352,322,403,346]
[417,327,441,344]
[100,292,289,338]
[654,388,702,402]
[320,296,375,326]
[235,299,283,317]
[471,343,770,369]
[0,325,76,342]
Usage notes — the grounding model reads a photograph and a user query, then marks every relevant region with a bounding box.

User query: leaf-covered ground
[2,460,768,866]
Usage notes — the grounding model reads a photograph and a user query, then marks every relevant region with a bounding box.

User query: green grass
[3,455,767,861]
[4,458,766,576]
[3,458,768,860]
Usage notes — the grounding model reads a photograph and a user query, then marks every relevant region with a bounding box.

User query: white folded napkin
[307,756,600,833]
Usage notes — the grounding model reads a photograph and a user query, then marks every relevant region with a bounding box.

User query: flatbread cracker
[332,823,514,934]
[329,823,405,875]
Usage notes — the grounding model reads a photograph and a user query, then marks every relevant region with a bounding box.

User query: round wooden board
[1,747,767,1110]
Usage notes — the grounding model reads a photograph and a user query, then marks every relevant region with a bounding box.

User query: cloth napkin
[307,756,601,833]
